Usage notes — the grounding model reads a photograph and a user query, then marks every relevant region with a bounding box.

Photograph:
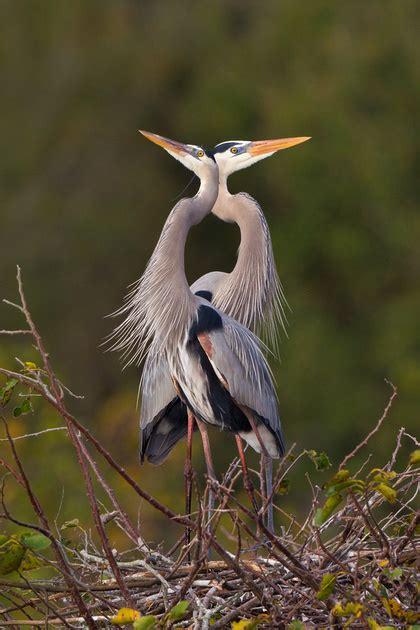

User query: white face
[139,131,217,179]
[212,136,311,177]
[166,143,217,178]
[212,140,275,176]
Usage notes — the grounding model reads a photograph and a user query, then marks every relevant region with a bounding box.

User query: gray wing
[139,344,189,465]
[138,272,227,464]
[140,342,176,431]
[196,313,284,456]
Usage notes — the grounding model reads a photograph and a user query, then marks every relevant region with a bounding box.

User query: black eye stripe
[211,141,239,155]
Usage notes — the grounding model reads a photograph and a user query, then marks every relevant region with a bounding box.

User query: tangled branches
[0,268,419,628]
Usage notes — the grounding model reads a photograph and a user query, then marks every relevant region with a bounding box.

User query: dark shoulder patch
[189,305,223,342]
[194,289,213,301]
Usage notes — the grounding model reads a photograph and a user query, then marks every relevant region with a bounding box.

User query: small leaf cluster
[0,378,18,407]
[314,466,399,526]
[306,449,332,471]
[0,531,51,575]
[0,375,33,416]
[111,600,189,628]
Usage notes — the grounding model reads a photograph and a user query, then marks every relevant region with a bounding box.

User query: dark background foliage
[1,0,418,544]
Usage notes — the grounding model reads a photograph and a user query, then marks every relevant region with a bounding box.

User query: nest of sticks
[0,268,419,629]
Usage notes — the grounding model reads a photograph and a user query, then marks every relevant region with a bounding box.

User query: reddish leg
[197,420,216,526]
[242,408,275,532]
[184,410,195,554]
[235,435,259,514]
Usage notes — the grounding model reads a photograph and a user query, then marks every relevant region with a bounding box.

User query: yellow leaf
[367,619,393,630]
[409,449,420,465]
[111,608,141,625]
[378,559,389,567]
[333,602,365,617]
[24,361,37,370]
[316,573,336,600]
[0,537,25,575]
[231,618,264,629]
[375,483,396,504]
[382,598,403,619]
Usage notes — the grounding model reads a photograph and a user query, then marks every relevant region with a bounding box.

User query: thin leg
[265,456,274,533]
[184,410,195,555]
[197,421,216,526]
[235,435,259,514]
[260,454,267,500]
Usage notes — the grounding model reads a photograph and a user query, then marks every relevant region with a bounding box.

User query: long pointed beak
[248,136,311,156]
[139,130,190,156]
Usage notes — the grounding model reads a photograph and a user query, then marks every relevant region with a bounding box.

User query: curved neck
[112,166,219,364]
[212,184,284,343]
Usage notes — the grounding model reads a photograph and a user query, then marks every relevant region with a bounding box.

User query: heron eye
[197,149,204,157]
[230,147,238,154]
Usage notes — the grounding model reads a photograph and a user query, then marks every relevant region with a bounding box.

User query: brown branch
[340,379,397,470]
[74,438,133,605]
[77,437,140,544]
[1,416,98,630]
[0,329,32,335]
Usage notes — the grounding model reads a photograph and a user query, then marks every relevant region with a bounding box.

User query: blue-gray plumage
[139,137,310,466]
[111,131,309,532]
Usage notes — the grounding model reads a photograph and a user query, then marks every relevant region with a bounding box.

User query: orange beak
[139,130,189,156]
[248,136,311,156]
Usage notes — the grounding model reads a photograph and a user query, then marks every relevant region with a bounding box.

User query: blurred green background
[0,0,419,547]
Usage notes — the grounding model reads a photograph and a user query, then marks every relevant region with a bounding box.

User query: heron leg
[184,410,195,555]
[264,455,274,533]
[197,420,216,528]
[235,435,259,515]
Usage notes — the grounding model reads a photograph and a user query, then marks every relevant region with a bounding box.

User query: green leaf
[24,362,37,371]
[0,537,25,575]
[383,567,402,580]
[370,468,397,483]
[13,398,33,417]
[314,493,343,526]
[0,378,19,406]
[20,532,52,551]
[133,616,157,630]
[21,398,33,413]
[20,550,45,572]
[61,518,80,530]
[167,599,189,621]
[325,479,364,496]
[316,573,336,600]
[307,450,332,471]
[375,483,396,504]
[409,450,420,465]
[287,622,305,630]
[277,479,291,495]
[325,469,350,487]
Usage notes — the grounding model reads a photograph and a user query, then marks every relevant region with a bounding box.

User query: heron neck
[111,166,219,365]
[212,183,276,333]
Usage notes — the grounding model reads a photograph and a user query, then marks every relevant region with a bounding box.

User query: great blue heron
[138,135,309,529]
[112,131,285,529]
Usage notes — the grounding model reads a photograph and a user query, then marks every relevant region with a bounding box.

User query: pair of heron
[111,131,309,532]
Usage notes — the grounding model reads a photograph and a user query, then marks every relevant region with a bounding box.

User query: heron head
[139,130,216,178]
[211,137,311,176]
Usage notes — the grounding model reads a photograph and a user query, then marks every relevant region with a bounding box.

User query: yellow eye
[230,147,238,154]
[197,149,204,157]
